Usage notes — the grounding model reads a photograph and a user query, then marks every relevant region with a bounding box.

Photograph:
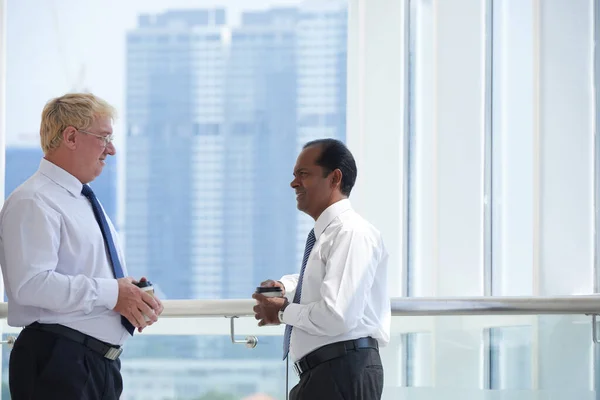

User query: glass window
[406,0,595,394]
[5,1,347,398]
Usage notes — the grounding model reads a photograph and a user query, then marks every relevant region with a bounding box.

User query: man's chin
[92,168,103,180]
[296,202,308,213]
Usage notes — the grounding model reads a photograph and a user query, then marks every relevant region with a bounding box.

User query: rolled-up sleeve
[282,228,380,336]
[1,198,118,313]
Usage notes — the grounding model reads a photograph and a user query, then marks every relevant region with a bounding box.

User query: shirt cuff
[282,302,303,326]
[95,278,119,310]
[278,277,296,299]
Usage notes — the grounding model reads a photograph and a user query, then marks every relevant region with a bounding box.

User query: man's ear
[62,126,78,150]
[330,169,343,190]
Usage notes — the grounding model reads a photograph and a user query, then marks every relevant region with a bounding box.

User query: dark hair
[303,138,357,196]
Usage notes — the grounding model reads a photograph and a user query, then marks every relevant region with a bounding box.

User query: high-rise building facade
[126,9,227,302]
[224,8,299,301]
[295,1,348,265]
[125,8,227,359]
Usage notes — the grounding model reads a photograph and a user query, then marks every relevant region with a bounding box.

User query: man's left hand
[252,293,287,326]
[137,297,164,333]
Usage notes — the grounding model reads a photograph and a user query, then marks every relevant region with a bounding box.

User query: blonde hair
[40,93,116,154]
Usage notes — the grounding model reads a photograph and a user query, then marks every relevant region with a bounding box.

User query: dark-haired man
[253,139,391,400]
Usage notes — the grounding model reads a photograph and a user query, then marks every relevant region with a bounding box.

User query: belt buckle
[104,346,123,360]
[293,362,303,377]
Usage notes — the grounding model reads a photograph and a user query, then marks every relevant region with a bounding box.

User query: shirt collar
[313,199,352,240]
[38,158,84,198]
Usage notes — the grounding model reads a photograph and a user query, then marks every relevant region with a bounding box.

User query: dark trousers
[9,327,123,400]
[290,348,384,400]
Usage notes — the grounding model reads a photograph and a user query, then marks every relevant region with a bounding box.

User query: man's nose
[106,142,116,156]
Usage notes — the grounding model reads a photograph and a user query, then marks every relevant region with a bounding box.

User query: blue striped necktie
[283,228,316,359]
[82,184,135,335]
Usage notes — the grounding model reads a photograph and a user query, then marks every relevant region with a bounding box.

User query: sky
[5,0,305,147]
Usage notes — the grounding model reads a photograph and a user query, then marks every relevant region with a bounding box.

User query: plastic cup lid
[256,286,282,293]
[136,280,153,288]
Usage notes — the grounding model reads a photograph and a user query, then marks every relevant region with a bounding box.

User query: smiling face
[40,93,118,184]
[59,115,116,184]
[290,145,341,220]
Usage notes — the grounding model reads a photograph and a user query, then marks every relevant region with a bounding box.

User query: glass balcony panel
[0,313,594,399]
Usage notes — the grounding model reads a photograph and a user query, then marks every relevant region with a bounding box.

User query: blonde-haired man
[0,93,163,399]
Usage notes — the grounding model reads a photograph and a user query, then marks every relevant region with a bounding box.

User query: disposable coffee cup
[255,286,283,326]
[135,280,154,322]
[256,286,283,298]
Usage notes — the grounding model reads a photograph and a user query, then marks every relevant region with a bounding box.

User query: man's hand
[252,293,287,327]
[136,276,165,316]
[260,279,286,296]
[114,277,160,331]
[136,296,164,333]
[133,276,165,333]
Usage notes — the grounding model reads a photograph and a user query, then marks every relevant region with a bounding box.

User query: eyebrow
[293,168,308,176]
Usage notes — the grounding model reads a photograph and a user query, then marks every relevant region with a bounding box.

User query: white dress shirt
[0,159,129,345]
[280,199,391,361]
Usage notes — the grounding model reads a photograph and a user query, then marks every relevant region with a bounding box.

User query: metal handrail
[389,295,600,316]
[0,296,599,319]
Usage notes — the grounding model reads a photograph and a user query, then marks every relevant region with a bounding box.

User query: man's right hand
[114,277,160,330]
[260,279,285,296]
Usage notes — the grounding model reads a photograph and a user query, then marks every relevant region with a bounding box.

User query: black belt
[293,337,379,377]
[26,322,123,361]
